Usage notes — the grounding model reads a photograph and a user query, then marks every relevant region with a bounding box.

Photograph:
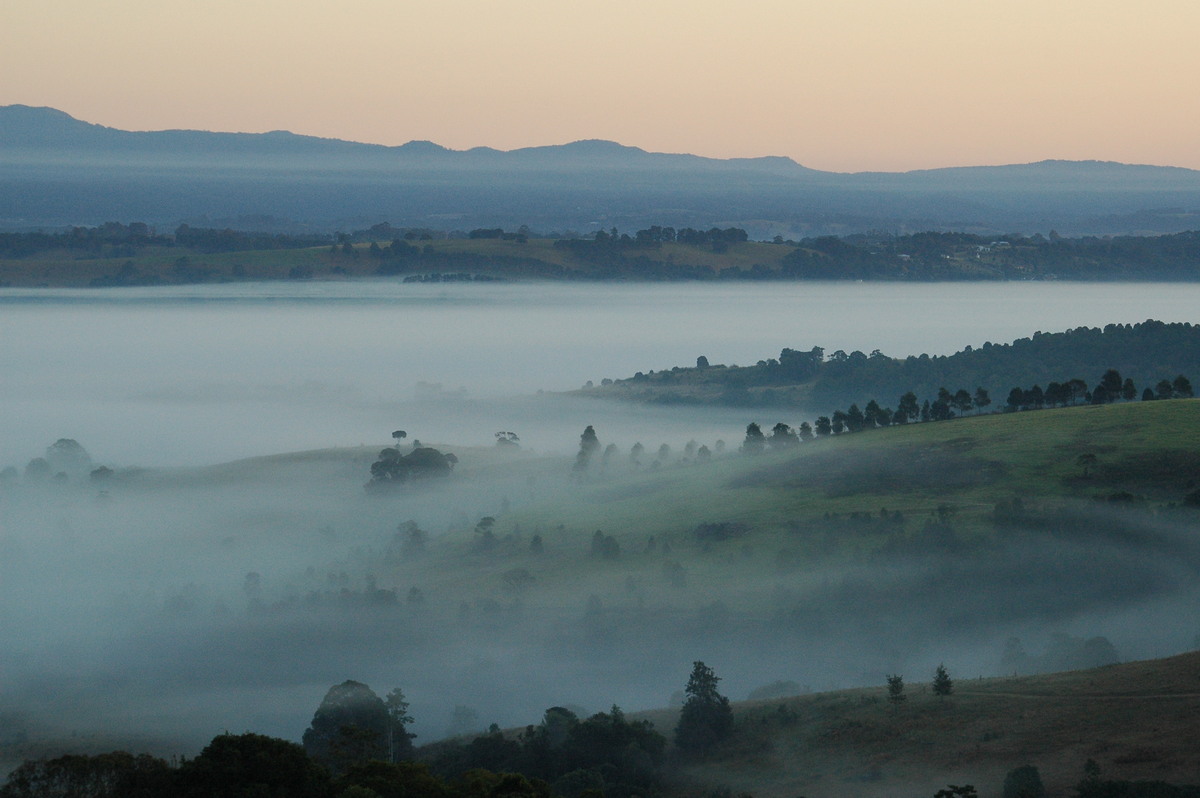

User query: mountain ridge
[5,104,1200,235]
[8,104,1200,177]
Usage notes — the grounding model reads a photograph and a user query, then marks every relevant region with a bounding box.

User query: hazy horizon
[4,1,1199,173]
[10,102,1200,175]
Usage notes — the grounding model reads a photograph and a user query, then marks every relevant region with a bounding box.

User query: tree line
[781,229,1200,280]
[0,222,331,259]
[601,321,1200,413]
[739,365,1193,453]
[0,661,737,798]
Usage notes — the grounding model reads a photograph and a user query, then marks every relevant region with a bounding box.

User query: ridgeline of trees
[591,320,1200,413]
[735,364,1191,459]
[0,669,678,798]
[781,229,1200,281]
[12,222,1200,285]
[0,221,331,259]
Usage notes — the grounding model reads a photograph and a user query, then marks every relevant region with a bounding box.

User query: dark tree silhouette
[674,661,733,755]
[741,422,766,454]
[1099,369,1123,401]
[574,425,600,472]
[769,422,798,448]
[384,687,415,762]
[886,674,905,707]
[179,733,331,798]
[302,680,390,772]
[932,663,953,697]
[1002,764,1045,798]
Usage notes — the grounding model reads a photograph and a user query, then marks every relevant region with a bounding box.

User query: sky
[3,0,1200,172]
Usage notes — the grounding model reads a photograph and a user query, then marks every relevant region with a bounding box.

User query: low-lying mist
[4,428,1198,771]
[5,280,1200,770]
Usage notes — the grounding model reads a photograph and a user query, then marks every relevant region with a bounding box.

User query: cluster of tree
[0,734,557,798]
[740,385,992,453]
[567,427,721,475]
[0,662,740,798]
[369,240,563,278]
[467,227,530,242]
[0,222,331,259]
[884,663,954,708]
[172,225,331,253]
[1004,369,1192,410]
[425,705,665,797]
[554,225,748,252]
[367,435,458,491]
[750,367,1191,454]
[780,229,1200,280]
[601,321,1200,414]
[401,272,505,283]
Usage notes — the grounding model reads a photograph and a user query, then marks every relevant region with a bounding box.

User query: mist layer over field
[5,280,1200,465]
[3,280,1200,767]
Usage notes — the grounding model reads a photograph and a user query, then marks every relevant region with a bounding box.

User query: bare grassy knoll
[656,651,1200,798]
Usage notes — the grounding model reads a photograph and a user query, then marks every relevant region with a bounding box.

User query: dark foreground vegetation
[7,222,1200,286]
[7,653,1200,798]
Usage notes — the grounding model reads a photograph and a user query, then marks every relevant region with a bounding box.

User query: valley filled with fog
[5,280,1200,466]
[3,279,1200,765]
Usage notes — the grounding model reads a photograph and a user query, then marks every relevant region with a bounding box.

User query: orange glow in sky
[3,0,1199,172]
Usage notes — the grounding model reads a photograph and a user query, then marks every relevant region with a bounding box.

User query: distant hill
[5,105,1200,235]
[581,320,1200,413]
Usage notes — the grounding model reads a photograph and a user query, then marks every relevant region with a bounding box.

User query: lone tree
[384,687,415,762]
[886,674,905,707]
[1002,764,1046,798]
[302,680,390,773]
[932,663,953,697]
[574,425,600,472]
[675,661,733,756]
[741,422,766,454]
[391,430,407,447]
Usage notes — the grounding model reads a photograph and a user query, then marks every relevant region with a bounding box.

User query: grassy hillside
[653,651,1200,798]
[4,400,1198,791]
